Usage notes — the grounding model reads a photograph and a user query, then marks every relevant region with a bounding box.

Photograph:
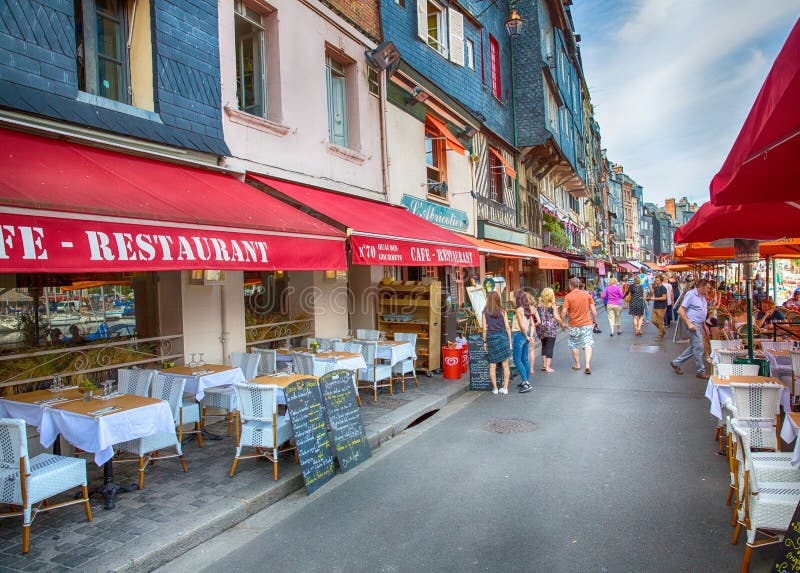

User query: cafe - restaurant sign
[349,234,476,267]
[0,212,347,273]
[400,195,469,232]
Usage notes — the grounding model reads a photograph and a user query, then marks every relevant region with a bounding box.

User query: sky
[570,1,800,208]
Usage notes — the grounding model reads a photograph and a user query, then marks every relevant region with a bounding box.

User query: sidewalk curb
[99,380,469,573]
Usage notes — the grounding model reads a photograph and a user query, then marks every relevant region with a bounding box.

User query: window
[417,1,466,65]
[545,83,558,131]
[326,55,348,147]
[368,67,380,97]
[425,120,447,198]
[235,2,267,117]
[76,0,129,103]
[395,0,405,6]
[488,152,505,203]
[489,35,501,100]
[569,194,580,214]
[465,39,474,70]
[427,1,447,54]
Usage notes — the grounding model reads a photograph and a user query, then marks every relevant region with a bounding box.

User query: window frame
[425,120,448,199]
[489,34,501,101]
[426,0,448,56]
[76,0,131,104]
[488,152,505,204]
[325,54,349,148]
[465,38,474,70]
[234,1,268,118]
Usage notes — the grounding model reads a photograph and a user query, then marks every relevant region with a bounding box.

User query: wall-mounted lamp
[505,9,525,37]
[274,270,285,279]
[365,41,401,77]
[405,86,430,106]
[459,126,478,139]
[189,270,226,286]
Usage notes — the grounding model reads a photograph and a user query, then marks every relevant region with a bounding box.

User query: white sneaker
[492,388,499,395]
[499,388,508,395]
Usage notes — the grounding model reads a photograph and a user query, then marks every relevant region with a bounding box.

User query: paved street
[159,310,776,573]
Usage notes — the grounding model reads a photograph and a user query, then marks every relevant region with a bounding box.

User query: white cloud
[572,1,800,205]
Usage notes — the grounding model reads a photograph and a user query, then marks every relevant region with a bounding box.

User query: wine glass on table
[189,353,197,367]
[198,353,206,367]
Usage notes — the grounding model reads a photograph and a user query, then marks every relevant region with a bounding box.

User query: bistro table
[349,339,416,366]
[704,375,790,420]
[314,351,367,372]
[161,364,246,401]
[779,412,800,465]
[0,387,83,429]
[39,393,175,509]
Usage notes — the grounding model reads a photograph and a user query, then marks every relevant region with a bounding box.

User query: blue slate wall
[0,0,228,155]
[381,0,514,146]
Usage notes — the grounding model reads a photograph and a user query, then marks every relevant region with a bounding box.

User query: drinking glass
[379,331,386,342]
[189,353,197,367]
[286,363,293,375]
[198,353,206,366]
[346,329,352,340]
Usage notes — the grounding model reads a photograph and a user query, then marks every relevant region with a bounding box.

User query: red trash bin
[442,346,462,379]
[460,345,469,373]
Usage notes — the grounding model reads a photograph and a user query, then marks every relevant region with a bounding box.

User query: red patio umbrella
[673,200,800,243]
[710,18,800,205]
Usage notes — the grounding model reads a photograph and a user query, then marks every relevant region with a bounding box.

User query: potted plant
[77,376,98,401]
[309,340,320,354]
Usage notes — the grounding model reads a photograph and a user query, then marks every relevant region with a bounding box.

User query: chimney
[665,198,676,219]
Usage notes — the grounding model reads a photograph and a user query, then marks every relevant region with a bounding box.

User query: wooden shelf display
[377,281,441,373]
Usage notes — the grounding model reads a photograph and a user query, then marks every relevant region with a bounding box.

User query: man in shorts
[561,277,598,375]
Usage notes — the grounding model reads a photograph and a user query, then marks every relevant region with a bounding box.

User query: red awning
[710,19,800,206]
[249,175,478,267]
[0,128,346,273]
[489,147,516,178]
[619,262,638,273]
[460,236,569,269]
[426,114,466,156]
[674,200,800,243]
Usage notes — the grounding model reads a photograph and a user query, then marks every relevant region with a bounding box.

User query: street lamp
[505,9,524,37]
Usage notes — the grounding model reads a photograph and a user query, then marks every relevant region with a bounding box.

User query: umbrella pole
[765,256,770,301]
[746,276,754,360]
[773,258,778,302]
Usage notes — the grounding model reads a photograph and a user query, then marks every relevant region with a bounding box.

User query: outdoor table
[314,351,367,372]
[352,339,416,366]
[780,412,800,465]
[161,364,246,401]
[250,372,320,405]
[39,394,175,509]
[276,347,312,363]
[704,375,789,420]
[0,387,83,428]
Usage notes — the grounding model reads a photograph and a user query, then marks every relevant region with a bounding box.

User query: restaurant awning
[673,239,800,262]
[619,262,638,273]
[710,19,800,206]
[488,147,516,178]
[250,175,478,267]
[0,128,347,273]
[426,114,466,156]
[461,236,569,269]
[674,200,800,243]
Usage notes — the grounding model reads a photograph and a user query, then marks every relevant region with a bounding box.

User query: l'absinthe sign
[0,212,345,272]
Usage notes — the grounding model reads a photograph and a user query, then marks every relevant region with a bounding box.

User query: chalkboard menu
[284,377,335,494]
[321,370,372,473]
[773,500,800,572]
[468,333,492,391]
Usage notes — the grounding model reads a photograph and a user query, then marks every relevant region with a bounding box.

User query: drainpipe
[220,285,230,365]
[379,69,390,202]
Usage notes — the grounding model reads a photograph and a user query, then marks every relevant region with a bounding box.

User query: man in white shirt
[663,279,674,327]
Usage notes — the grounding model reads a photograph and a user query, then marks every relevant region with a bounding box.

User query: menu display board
[321,370,372,473]
[468,333,492,391]
[773,500,800,572]
[284,377,335,494]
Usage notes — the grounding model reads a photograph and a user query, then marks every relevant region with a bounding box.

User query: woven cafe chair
[716,349,739,366]
[729,381,782,452]
[763,348,793,381]
[391,332,419,391]
[736,324,763,340]
[202,352,261,437]
[117,368,156,397]
[230,382,295,480]
[356,329,380,341]
[115,374,189,489]
[0,418,92,553]
[730,422,800,573]
[356,341,393,402]
[761,341,794,353]
[791,350,800,409]
[718,363,761,378]
[292,352,315,376]
[710,339,744,352]
[334,341,363,354]
[253,347,277,375]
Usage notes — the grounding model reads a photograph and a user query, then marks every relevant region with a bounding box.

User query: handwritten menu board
[284,377,335,494]
[321,370,371,473]
[773,500,800,572]
[468,333,492,391]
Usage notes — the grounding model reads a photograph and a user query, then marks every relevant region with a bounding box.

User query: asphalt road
[159,311,776,573]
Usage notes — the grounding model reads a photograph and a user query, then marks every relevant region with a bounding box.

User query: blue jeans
[673,321,705,374]
[512,332,530,383]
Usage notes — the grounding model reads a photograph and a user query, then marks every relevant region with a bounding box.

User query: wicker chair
[253,348,277,375]
[716,349,739,366]
[0,418,92,553]
[230,382,295,480]
[392,332,418,391]
[356,329,380,341]
[117,368,156,396]
[115,374,189,489]
[761,341,795,353]
[710,339,744,352]
[334,341,363,354]
[730,422,800,573]
[357,341,394,401]
[718,363,760,378]
[292,352,315,376]
[202,352,261,437]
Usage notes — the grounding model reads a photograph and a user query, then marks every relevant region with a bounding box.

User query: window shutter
[417,0,428,41]
[331,74,348,147]
[448,8,464,66]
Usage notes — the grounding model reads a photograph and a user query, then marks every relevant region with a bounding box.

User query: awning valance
[426,114,466,156]
[461,236,568,270]
[250,175,478,267]
[489,147,516,178]
[0,128,347,273]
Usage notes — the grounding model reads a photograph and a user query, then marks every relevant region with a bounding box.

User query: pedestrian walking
[536,288,563,373]
[663,274,675,327]
[670,278,710,379]
[626,275,646,335]
[525,292,540,378]
[511,290,537,394]
[650,274,668,338]
[481,290,512,395]
[560,277,597,375]
[602,278,625,336]
[668,273,681,323]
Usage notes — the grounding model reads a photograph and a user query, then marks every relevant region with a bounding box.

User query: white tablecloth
[0,398,52,428]
[704,377,791,420]
[39,401,175,466]
[376,342,416,366]
[780,415,800,465]
[169,367,246,401]
[315,354,367,372]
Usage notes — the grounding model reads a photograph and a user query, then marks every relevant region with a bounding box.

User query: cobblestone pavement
[0,374,465,573]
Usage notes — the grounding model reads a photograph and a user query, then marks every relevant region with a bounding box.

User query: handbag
[602,292,609,305]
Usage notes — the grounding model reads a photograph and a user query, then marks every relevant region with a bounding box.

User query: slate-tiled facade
[0,0,228,155]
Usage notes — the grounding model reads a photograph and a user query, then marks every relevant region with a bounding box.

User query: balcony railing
[245,318,314,348]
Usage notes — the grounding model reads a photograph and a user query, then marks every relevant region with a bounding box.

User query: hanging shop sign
[400,195,469,232]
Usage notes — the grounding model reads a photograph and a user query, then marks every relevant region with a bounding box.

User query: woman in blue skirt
[482,290,512,395]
